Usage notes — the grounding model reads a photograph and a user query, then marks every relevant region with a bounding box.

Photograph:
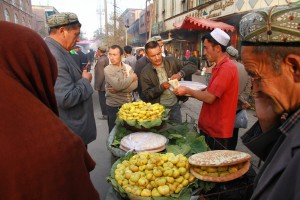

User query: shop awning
[173,16,235,32]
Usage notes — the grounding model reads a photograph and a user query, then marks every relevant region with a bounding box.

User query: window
[28,20,31,28]
[189,0,194,9]
[196,0,206,6]
[182,1,188,12]
[172,0,175,16]
[22,17,25,25]
[19,0,23,10]
[25,2,29,12]
[14,13,19,24]
[45,10,56,19]
[5,9,11,21]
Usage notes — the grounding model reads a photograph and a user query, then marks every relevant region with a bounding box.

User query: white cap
[210,28,230,46]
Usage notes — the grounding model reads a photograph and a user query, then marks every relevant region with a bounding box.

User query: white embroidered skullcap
[210,28,230,47]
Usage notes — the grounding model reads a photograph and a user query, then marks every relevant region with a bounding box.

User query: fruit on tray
[118,101,165,122]
[114,152,195,197]
[188,150,251,182]
[116,101,169,130]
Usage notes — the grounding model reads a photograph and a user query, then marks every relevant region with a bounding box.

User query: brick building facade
[0,0,33,28]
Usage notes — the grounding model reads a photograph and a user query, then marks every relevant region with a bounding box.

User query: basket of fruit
[116,101,170,132]
[107,151,198,200]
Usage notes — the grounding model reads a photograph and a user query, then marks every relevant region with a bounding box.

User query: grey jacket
[234,60,251,110]
[45,37,96,144]
[140,56,197,103]
[94,54,109,91]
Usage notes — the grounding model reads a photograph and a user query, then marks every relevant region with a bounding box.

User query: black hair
[145,41,160,53]
[124,45,132,54]
[110,45,123,55]
[202,33,228,52]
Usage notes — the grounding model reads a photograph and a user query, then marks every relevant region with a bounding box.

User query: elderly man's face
[62,27,81,51]
[241,46,297,130]
[146,46,163,67]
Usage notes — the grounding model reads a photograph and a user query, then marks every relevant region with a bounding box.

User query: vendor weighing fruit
[140,39,197,123]
[174,28,239,150]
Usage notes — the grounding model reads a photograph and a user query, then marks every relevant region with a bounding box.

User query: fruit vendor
[140,39,197,123]
[174,28,239,150]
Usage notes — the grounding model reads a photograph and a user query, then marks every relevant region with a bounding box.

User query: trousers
[98,91,107,116]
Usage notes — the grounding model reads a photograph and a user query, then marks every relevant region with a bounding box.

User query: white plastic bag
[234,109,248,128]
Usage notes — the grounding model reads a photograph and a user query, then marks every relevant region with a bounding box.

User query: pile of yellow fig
[114,152,195,197]
[118,101,165,122]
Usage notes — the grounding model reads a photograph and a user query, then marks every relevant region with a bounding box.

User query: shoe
[97,115,108,120]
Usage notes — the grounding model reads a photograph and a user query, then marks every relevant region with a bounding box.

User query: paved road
[87,69,260,199]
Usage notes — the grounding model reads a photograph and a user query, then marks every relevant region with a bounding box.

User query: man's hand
[173,86,188,96]
[107,86,117,94]
[82,70,92,82]
[170,73,182,81]
[160,81,170,90]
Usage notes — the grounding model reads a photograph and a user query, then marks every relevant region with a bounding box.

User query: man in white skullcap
[174,28,239,150]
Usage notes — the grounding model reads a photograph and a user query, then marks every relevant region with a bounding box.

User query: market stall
[106,101,255,200]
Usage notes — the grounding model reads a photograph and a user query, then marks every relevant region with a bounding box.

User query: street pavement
[87,68,260,199]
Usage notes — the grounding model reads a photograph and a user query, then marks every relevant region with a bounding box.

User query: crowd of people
[1,3,300,200]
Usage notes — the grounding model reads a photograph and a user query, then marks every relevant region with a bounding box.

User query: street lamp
[125,24,129,45]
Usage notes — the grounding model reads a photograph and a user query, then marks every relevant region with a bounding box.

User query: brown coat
[0,21,99,200]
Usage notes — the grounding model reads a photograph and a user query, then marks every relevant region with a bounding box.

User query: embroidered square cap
[98,46,107,52]
[210,28,230,47]
[146,35,162,44]
[226,46,238,57]
[47,12,79,28]
[239,4,300,45]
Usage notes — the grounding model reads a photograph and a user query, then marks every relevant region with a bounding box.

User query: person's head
[73,45,80,52]
[124,45,132,55]
[202,28,230,63]
[185,50,191,57]
[97,46,106,56]
[0,21,58,114]
[226,46,239,60]
[47,12,81,51]
[240,4,300,119]
[139,49,145,56]
[108,45,123,66]
[146,35,164,50]
[193,50,199,58]
[145,41,163,67]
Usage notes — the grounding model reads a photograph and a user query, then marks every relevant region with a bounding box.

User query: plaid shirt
[279,108,300,135]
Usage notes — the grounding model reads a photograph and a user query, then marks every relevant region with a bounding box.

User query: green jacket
[140,56,196,103]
